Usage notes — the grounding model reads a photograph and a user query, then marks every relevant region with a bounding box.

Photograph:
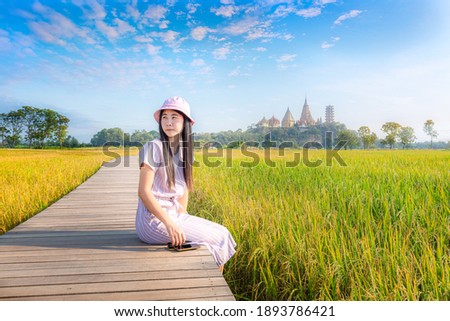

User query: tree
[4,110,24,147]
[90,128,125,146]
[336,129,359,150]
[130,129,158,146]
[54,114,70,149]
[398,126,416,149]
[20,106,41,148]
[381,122,402,149]
[357,126,377,149]
[423,120,438,148]
[0,113,9,147]
[63,135,80,148]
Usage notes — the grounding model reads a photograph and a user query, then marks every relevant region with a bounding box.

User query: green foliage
[130,129,159,146]
[398,126,416,149]
[0,106,71,148]
[358,126,377,149]
[90,128,158,146]
[336,129,359,149]
[63,135,80,148]
[381,122,402,149]
[90,127,124,146]
[195,123,347,148]
[423,119,438,148]
[190,150,450,300]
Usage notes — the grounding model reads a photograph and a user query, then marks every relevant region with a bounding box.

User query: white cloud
[126,4,140,21]
[134,35,153,43]
[223,17,259,36]
[220,0,235,4]
[186,3,200,14]
[296,7,322,18]
[260,0,294,6]
[334,10,363,25]
[166,0,177,7]
[114,18,136,35]
[160,30,178,44]
[322,36,340,49]
[21,47,36,57]
[213,46,231,60]
[281,33,294,41]
[277,54,296,63]
[28,21,67,46]
[255,47,267,52]
[159,20,170,29]
[314,0,337,5]
[228,66,250,77]
[146,43,161,56]
[321,42,333,49]
[72,0,107,20]
[246,28,277,41]
[28,2,96,45]
[271,5,297,18]
[191,26,212,41]
[150,30,183,51]
[32,1,51,15]
[191,58,206,67]
[144,4,168,23]
[95,20,119,40]
[211,5,239,18]
[13,9,37,20]
[0,29,12,52]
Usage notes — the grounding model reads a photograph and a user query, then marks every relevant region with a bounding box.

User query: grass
[1,147,448,300]
[189,149,450,300]
[0,148,136,234]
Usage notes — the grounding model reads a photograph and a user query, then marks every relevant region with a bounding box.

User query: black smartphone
[167,241,200,251]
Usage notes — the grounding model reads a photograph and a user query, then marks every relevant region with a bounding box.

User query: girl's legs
[176,213,236,267]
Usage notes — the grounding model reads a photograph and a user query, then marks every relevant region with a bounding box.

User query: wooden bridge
[0,156,235,301]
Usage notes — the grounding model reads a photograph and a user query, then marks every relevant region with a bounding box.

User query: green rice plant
[0,148,136,234]
[190,149,450,300]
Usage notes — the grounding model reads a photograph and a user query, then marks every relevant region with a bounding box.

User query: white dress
[135,138,236,266]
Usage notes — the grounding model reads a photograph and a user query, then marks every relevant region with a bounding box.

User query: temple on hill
[297,98,317,127]
[256,97,334,128]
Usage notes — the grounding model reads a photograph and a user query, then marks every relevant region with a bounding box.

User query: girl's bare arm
[138,164,185,246]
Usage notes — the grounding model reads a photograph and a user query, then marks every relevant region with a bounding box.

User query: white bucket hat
[153,96,195,125]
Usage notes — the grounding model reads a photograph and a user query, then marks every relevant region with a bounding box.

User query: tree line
[89,120,442,150]
[1,105,442,150]
[90,127,159,147]
[336,120,440,150]
[0,106,69,148]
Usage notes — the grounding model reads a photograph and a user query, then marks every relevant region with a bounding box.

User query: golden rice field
[0,148,136,234]
[1,148,449,300]
[190,149,450,300]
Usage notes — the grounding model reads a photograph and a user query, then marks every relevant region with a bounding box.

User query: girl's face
[161,109,184,140]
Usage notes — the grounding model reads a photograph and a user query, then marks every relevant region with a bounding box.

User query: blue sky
[0,0,449,143]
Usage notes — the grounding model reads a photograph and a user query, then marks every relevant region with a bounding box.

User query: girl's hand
[165,221,185,246]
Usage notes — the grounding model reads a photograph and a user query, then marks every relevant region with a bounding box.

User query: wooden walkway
[0,156,235,301]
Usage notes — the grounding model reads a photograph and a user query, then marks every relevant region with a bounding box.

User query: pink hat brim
[153,107,195,125]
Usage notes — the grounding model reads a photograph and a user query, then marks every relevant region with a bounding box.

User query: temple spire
[297,96,316,127]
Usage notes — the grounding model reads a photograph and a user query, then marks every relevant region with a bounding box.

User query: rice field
[0,148,135,234]
[1,148,448,300]
[190,149,450,300]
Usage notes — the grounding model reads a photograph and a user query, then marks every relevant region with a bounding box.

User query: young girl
[136,96,236,272]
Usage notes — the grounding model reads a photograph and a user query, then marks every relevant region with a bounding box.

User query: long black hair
[158,110,194,191]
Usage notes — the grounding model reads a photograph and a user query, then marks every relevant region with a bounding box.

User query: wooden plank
[0,269,221,287]
[1,286,235,301]
[0,156,235,301]
[0,277,228,299]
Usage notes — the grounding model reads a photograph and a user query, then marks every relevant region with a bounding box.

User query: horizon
[1,0,449,143]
